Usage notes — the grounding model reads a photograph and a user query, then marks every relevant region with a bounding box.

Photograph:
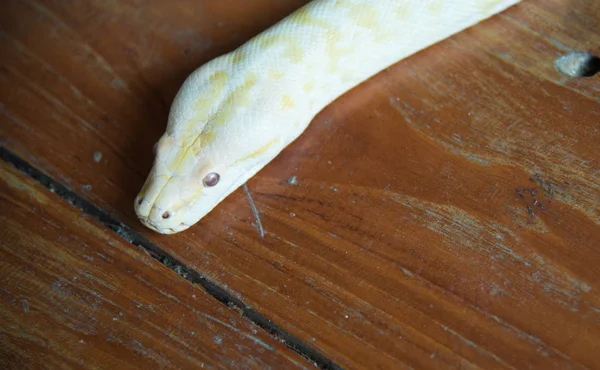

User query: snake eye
[203,172,220,187]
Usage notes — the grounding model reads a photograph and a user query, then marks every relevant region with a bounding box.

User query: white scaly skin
[135,0,521,234]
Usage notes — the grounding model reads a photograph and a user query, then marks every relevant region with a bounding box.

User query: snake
[134,0,521,234]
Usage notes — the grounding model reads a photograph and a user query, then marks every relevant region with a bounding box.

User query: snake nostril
[137,197,144,205]
[162,211,170,219]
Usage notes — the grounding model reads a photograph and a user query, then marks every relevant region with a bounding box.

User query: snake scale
[135,0,521,234]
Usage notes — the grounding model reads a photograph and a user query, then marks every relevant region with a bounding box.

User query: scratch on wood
[506,118,521,130]
[468,304,567,360]
[441,324,509,367]
[196,311,274,351]
[242,183,265,238]
[388,96,491,166]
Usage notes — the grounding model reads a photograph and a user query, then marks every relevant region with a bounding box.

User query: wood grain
[1,0,599,368]
[0,161,308,369]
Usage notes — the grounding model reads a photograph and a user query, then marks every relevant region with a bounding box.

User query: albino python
[135,0,521,234]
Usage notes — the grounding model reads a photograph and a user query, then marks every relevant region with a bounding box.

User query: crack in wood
[0,145,341,370]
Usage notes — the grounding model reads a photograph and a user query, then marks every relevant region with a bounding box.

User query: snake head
[133,52,287,234]
[133,60,247,234]
[133,129,248,234]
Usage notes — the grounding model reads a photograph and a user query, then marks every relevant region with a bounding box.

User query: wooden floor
[1,1,599,368]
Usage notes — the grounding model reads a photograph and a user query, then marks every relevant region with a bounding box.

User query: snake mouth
[136,216,162,233]
[136,215,190,234]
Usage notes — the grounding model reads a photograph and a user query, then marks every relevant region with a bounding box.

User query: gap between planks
[0,145,341,370]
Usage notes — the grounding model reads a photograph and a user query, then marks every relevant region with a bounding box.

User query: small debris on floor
[555,51,600,77]
[93,151,103,163]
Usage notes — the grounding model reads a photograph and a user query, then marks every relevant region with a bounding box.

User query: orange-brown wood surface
[0,161,309,369]
[1,0,599,368]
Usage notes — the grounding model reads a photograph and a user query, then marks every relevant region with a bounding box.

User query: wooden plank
[1,0,600,368]
[0,161,309,369]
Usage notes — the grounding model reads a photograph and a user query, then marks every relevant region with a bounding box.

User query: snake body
[135,0,521,234]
